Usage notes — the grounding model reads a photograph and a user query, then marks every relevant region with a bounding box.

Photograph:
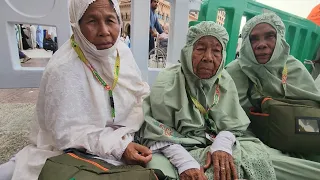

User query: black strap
[64,148,99,159]
[153,169,172,180]
[246,78,263,112]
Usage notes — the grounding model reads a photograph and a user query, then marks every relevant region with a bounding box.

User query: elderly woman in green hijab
[226,13,320,180]
[139,21,276,180]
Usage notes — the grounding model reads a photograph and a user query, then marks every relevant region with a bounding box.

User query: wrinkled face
[79,0,120,50]
[250,23,277,64]
[151,0,159,10]
[192,36,223,79]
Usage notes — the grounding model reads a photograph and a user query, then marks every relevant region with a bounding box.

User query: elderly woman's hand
[179,168,208,180]
[122,142,152,167]
[202,151,238,180]
[213,150,238,180]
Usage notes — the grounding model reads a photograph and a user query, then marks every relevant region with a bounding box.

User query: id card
[205,133,216,142]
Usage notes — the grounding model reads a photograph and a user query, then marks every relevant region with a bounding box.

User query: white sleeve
[210,131,236,155]
[150,142,200,175]
[47,108,138,160]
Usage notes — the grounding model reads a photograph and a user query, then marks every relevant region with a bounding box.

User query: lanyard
[281,64,288,93]
[70,35,120,122]
[186,76,221,135]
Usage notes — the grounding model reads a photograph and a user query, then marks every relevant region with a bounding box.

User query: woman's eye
[107,19,114,23]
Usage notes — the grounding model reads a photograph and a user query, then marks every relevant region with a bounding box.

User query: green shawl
[226,13,320,110]
[139,21,276,180]
[139,21,249,147]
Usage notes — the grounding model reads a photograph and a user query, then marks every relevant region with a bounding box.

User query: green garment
[226,13,320,179]
[139,21,276,180]
[226,13,320,111]
[316,74,320,90]
[312,63,320,81]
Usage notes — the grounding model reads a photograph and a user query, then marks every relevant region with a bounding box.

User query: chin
[96,45,113,50]
[257,59,270,64]
[198,74,214,79]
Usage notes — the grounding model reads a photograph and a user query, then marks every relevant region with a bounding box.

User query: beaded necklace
[71,35,120,122]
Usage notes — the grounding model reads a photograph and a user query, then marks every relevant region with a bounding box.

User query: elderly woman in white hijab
[0,0,151,179]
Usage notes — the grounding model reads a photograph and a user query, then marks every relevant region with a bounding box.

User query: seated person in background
[226,13,320,180]
[158,24,169,52]
[0,0,151,180]
[43,27,58,53]
[139,21,277,180]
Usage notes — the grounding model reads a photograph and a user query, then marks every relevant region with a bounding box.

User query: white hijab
[69,0,147,94]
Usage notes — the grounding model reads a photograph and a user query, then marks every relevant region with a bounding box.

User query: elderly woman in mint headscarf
[0,0,152,180]
[139,21,276,180]
[226,13,320,180]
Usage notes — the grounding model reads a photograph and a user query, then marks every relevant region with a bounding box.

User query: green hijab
[226,13,320,110]
[139,21,250,147]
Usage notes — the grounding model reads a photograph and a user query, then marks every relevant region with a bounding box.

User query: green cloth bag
[38,149,160,180]
[247,80,320,154]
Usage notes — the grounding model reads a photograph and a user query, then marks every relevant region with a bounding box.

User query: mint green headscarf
[226,13,320,110]
[139,21,249,147]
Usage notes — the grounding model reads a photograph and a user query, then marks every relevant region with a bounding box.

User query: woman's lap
[0,157,15,180]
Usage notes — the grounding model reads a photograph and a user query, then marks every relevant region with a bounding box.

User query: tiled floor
[21,58,49,67]
[22,49,53,59]
[20,48,52,67]
[0,88,39,104]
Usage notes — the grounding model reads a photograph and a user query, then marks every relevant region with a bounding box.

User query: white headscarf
[69,0,121,59]
[68,0,147,94]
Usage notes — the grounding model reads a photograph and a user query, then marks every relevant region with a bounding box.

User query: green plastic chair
[190,0,320,72]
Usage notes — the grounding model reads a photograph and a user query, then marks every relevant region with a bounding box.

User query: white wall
[0,0,70,88]
[0,0,201,88]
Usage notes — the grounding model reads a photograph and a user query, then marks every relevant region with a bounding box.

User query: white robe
[10,39,150,180]
[10,1,150,179]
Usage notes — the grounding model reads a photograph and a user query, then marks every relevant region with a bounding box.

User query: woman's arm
[37,68,143,161]
[150,142,200,174]
[210,131,236,155]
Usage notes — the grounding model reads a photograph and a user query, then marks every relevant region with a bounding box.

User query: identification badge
[205,133,216,142]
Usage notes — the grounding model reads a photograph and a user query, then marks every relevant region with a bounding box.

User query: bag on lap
[247,79,320,154]
[39,148,166,180]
